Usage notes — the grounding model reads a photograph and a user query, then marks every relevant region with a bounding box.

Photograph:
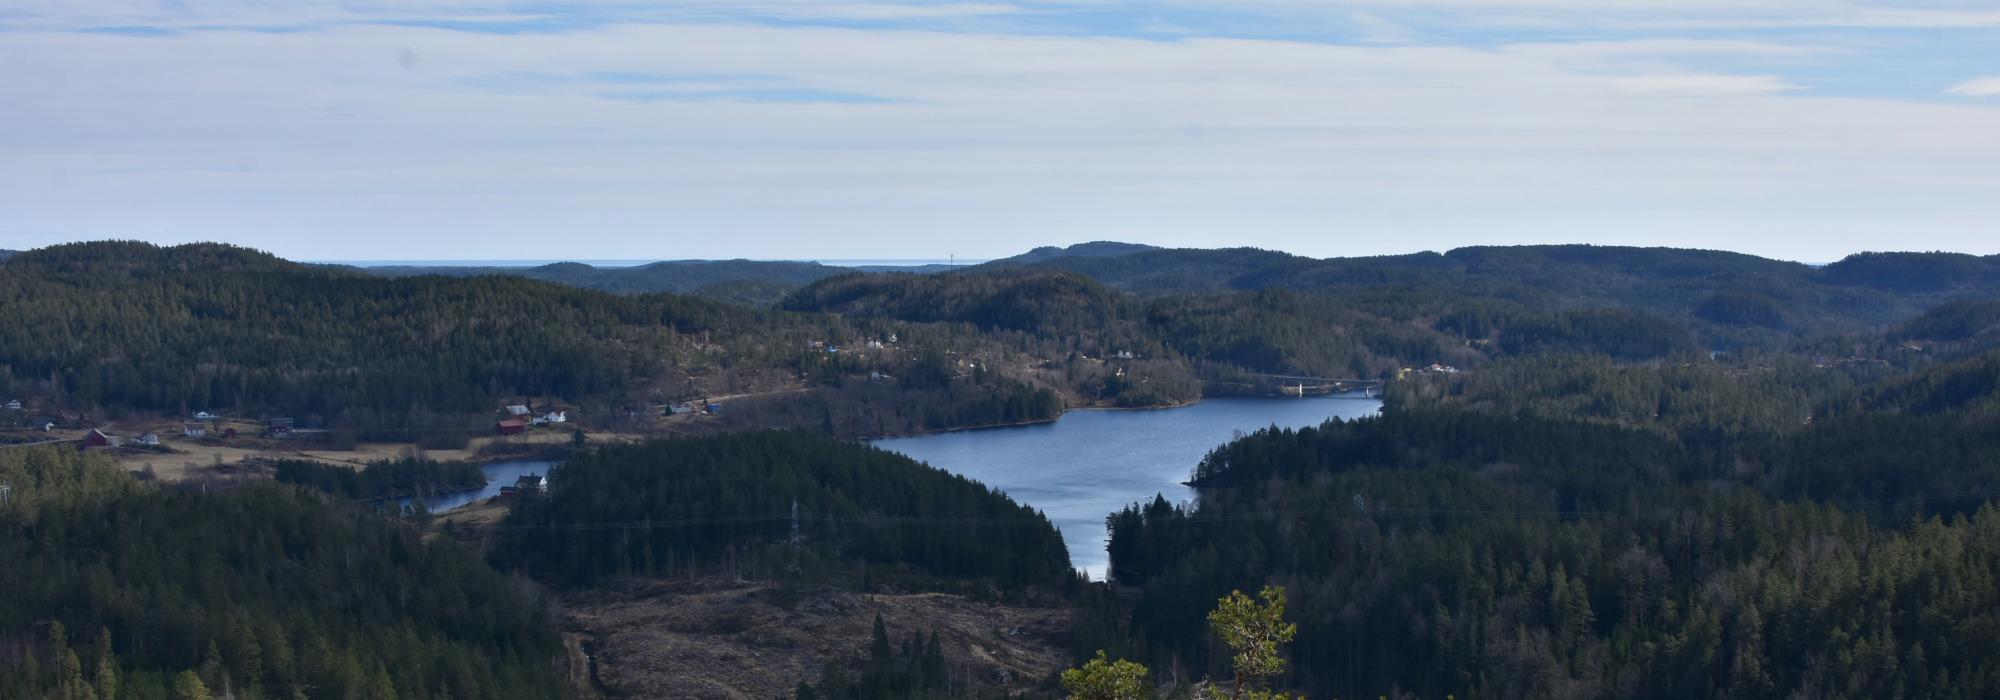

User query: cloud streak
[1948,77,2000,96]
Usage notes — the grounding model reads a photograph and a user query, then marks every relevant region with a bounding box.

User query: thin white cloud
[1947,77,2000,96]
[0,1,1025,31]
[1123,0,2000,33]
[1608,73,1798,95]
[0,5,1997,260]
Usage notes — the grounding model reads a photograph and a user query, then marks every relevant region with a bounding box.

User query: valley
[9,240,2000,698]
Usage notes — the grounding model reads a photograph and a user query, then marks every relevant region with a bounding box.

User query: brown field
[64,424,651,480]
[563,577,1068,699]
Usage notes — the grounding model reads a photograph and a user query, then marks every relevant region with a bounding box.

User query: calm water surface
[872,396,1381,579]
[402,460,557,513]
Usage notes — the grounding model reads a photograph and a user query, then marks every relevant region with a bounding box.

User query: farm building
[183,422,207,438]
[135,432,160,446]
[80,429,118,449]
[497,417,528,435]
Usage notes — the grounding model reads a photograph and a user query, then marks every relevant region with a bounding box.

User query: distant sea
[316,258,985,268]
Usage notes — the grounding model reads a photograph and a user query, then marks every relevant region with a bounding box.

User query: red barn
[496,418,528,435]
[80,429,115,449]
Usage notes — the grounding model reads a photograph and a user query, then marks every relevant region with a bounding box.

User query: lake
[402,459,557,513]
[872,395,1382,579]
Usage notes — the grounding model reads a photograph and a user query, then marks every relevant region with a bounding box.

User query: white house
[135,432,160,446]
[541,411,567,424]
[193,411,217,421]
[4,399,20,411]
[183,423,208,438]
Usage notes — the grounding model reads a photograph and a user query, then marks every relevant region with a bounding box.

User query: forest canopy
[490,431,1077,594]
[0,445,571,699]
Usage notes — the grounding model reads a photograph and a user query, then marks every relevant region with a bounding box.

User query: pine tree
[173,671,212,700]
[93,628,118,700]
[1200,586,1299,700]
[1061,651,1152,700]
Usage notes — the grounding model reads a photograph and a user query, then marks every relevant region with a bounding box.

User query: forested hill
[783,269,1470,382]
[984,243,2000,336]
[1895,298,2000,343]
[1086,349,2000,698]
[490,431,1077,594]
[989,241,1161,265]
[362,258,849,306]
[0,241,801,428]
[9,240,1993,432]
[0,446,572,698]
[783,269,1123,336]
[0,249,16,261]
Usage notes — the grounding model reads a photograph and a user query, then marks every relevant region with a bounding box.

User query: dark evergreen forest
[0,446,571,699]
[1081,348,2000,699]
[490,431,1078,595]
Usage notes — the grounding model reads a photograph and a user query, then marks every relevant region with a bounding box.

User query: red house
[496,418,528,435]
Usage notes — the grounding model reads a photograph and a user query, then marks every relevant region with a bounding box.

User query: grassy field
[90,425,646,480]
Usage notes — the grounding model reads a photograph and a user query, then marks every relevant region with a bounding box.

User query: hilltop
[363,258,851,306]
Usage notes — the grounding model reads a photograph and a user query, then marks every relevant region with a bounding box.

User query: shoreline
[861,391,1382,441]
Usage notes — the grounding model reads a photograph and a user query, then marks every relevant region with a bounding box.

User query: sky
[2,1,1997,262]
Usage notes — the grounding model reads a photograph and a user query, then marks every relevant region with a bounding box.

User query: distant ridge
[361,258,849,306]
[993,241,1161,264]
[0,249,16,261]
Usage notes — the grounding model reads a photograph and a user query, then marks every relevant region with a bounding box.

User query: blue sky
[1,1,1996,262]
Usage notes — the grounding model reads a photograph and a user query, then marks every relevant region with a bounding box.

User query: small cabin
[496,417,528,435]
[183,423,208,438]
[541,411,567,424]
[193,411,218,421]
[667,403,696,416]
[135,432,160,446]
[4,399,20,411]
[267,418,295,437]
